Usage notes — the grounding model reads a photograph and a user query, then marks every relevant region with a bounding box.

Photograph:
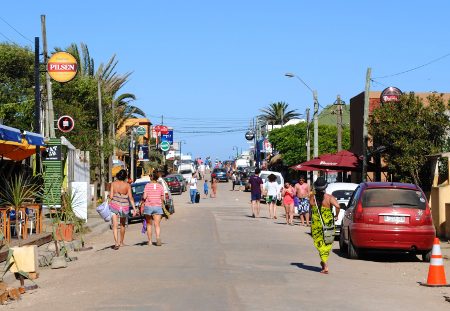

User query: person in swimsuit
[295,176,311,226]
[109,169,137,250]
[309,177,340,274]
[142,172,165,246]
[282,182,295,225]
[211,178,217,198]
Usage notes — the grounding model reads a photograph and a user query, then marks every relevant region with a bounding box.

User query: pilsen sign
[380,86,402,104]
[47,52,78,82]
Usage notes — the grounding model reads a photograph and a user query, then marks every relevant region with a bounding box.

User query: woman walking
[141,172,165,246]
[309,177,340,274]
[109,169,137,250]
[211,178,218,198]
[264,174,280,219]
[282,182,295,225]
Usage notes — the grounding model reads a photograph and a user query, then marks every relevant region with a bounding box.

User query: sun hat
[314,177,328,191]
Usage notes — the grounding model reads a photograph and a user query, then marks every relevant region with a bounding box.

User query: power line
[0,31,13,43]
[373,52,450,79]
[0,16,33,44]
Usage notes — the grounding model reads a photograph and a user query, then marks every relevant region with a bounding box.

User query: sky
[2,1,450,161]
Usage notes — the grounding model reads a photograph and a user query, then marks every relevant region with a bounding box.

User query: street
[7,182,450,310]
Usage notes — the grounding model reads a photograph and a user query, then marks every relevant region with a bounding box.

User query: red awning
[292,150,362,171]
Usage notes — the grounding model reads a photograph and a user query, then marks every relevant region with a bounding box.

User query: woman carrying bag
[309,177,340,274]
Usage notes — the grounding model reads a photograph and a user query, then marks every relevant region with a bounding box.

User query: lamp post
[233,146,239,158]
[285,72,319,183]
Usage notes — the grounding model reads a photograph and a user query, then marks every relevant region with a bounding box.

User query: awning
[0,139,45,161]
[0,124,22,143]
[23,131,45,146]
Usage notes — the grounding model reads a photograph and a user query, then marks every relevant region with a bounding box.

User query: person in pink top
[282,182,295,225]
[141,172,165,246]
[295,176,311,226]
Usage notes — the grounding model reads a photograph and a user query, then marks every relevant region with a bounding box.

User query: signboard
[57,115,75,133]
[380,86,402,104]
[43,145,61,161]
[70,182,88,221]
[137,145,149,161]
[136,126,146,136]
[160,141,170,152]
[47,52,78,83]
[154,125,169,134]
[245,131,255,141]
[161,130,173,144]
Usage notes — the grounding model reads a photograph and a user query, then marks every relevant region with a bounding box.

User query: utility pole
[306,108,310,161]
[97,77,105,199]
[336,95,343,152]
[34,37,41,173]
[130,128,135,181]
[362,68,372,182]
[41,15,55,138]
[313,90,319,158]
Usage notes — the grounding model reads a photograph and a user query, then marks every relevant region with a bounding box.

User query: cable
[373,52,450,79]
[0,16,33,44]
[0,31,13,43]
[370,79,388,88]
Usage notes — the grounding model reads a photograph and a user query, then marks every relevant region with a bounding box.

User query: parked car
[172,173,187,192]
[325,182,358,236]
[339,182,435,261]
[164,174,183,195]
[211,168,228,182]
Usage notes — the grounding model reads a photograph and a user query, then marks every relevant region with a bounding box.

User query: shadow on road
[331,249,422,262]
[96,245,115,252]
[290,262,322,272]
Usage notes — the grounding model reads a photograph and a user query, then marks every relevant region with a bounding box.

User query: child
[203,179,209,198]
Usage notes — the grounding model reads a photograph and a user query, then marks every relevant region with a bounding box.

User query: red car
[164,175,183,195]
[339,182,435,262]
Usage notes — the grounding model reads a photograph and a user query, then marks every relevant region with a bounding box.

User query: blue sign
[160,130,173,144]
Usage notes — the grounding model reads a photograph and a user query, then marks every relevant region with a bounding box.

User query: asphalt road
[7,181,450,310]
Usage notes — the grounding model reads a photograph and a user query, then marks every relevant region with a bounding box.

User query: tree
[267,123,350,166]
[259,102,300,125]
[368,93,450,187]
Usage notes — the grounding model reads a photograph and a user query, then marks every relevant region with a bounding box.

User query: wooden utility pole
[362,68,372,182]
[41,15,55,138]
[306,108,310,161]
[97,77,105,199]
[336,95,343,152]
[313,90,319,159]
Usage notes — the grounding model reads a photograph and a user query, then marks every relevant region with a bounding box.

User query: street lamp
[178,140,186,166]
[285,72,319,160]
[232,146,239,158]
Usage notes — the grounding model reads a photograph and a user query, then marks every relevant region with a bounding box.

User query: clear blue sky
[2,1,450,160]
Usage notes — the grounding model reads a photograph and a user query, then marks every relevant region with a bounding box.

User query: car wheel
[347,235,359,260]
[421,249,432,262]
[339,230,347,254]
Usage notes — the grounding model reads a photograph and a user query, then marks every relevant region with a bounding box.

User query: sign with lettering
[47,52,78,83]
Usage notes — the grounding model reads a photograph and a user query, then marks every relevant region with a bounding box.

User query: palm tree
[259,102,300,125]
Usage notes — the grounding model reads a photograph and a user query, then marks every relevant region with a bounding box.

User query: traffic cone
[420,237,449,287]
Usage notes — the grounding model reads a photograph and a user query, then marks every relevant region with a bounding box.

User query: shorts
[204,190,209,195]
[143,206,163,216]
[251,192,261,201]
[266,195,276,203]
[110,208,128,218]
[298,198,310,214]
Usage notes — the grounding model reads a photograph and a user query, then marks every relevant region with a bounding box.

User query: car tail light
[424,204,433,225]
[212,173,216,177]
[353,201,364,223]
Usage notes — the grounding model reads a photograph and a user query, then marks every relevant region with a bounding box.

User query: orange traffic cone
[420,238,449,287]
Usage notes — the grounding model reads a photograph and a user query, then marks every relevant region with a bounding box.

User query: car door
[342,186,361,241]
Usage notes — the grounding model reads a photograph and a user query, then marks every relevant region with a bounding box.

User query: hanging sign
[161,130,173,144]
[47,52,78,83]
[57,115,75,133]
[245,131,255,141]
[380,87,402,104]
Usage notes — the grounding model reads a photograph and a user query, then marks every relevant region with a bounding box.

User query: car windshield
[332,190,355,201]
[132,184,146,195]
[260,173,282,185]
[362,188,426,210]
[180,170,192,174]
[165,177,176,182]
[214,169,226,173]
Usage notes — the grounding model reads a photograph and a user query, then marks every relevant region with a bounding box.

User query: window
[362,188,426,210]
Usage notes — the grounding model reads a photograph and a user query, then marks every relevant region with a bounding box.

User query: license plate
[384,215,406,223]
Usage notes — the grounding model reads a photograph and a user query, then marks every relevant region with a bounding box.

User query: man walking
[189,172,198,204]
[248,168,263,218]
[295,176,311,226]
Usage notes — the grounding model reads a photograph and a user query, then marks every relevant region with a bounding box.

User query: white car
[325,182,358,236]
[259,170,284,202]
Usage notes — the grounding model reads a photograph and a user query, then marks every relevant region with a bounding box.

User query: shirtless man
[295,176,311,226]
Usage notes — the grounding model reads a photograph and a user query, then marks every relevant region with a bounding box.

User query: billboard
[160,130,173,144]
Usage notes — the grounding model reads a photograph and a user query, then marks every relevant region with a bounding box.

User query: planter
[51,256,67,269]
[55,223,74,242]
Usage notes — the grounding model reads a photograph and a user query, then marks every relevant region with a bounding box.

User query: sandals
[113,245,120,250]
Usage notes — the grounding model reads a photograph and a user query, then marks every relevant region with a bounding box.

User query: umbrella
[290,163,321,171]
[293,150,362,171]
[0,139,45,161]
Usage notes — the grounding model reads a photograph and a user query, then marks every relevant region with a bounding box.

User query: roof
[362,182,421,190]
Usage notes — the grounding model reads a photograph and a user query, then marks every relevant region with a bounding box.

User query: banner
[161,130,173,144]
[137,145,149,162]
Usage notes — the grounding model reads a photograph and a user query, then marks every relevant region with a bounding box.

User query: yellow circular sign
[47,52,78,82]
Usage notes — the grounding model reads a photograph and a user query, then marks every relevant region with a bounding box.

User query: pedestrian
[282,182,295,225]
[248,167,263,218]
[203,179,209,199]
[231,171,237,191]
[189,172,198,204]
[264,173,280,219]
[211,178,217,198]
[295,176,311,226]
[309,177,340,274]
[109,169,137,250]
[141,172,165,246]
